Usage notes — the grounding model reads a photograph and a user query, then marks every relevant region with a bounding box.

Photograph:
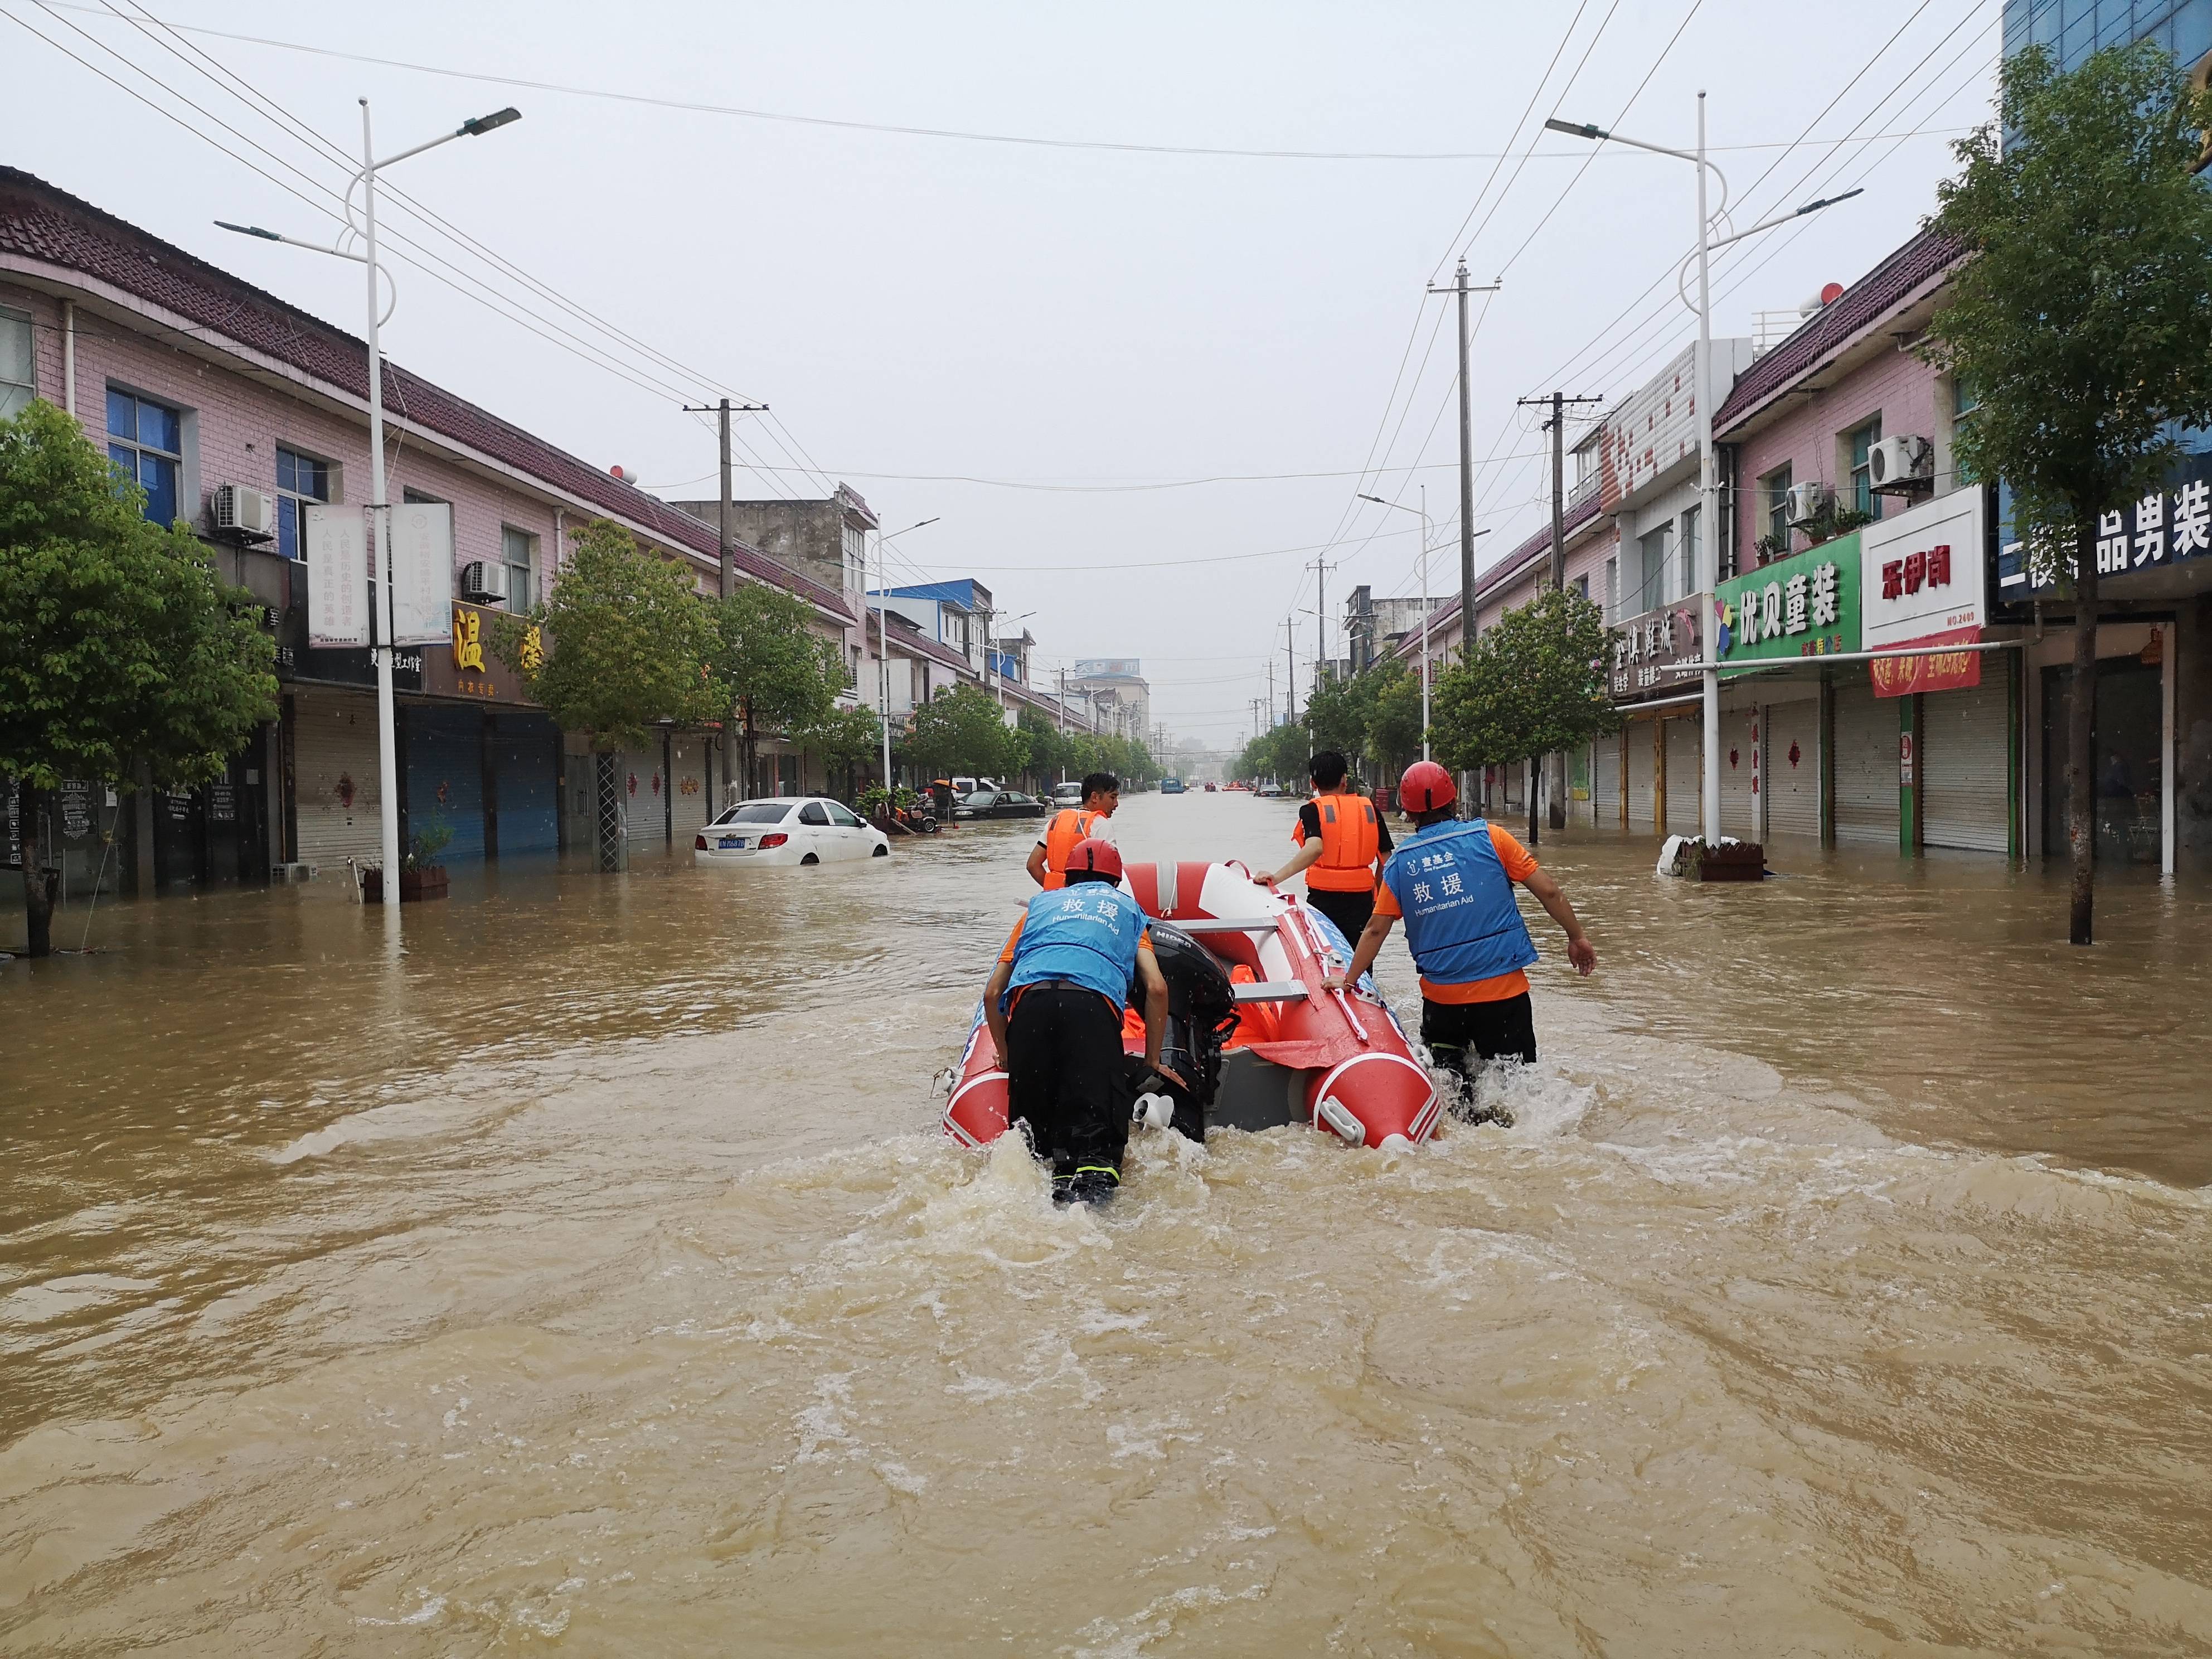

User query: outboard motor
[1126,920,1239,1142]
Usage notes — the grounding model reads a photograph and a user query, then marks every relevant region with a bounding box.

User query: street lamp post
[867,517,939,797]
[1545,100,1859,846]
[1360,489,1492,765]
[219,100,520,908]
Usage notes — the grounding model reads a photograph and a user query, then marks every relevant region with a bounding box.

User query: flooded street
[4,790,2210,1655]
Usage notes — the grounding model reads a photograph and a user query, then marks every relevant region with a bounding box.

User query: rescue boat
[943,860,1441,1152]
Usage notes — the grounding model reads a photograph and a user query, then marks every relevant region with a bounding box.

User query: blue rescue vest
[1005,883,1147,1011]
[1380,819,1537,986]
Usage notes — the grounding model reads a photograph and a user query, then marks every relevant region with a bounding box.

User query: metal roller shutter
[492,713,560,857]
[405,705,487,865]
[1665,719,1700,838]
[1628,724,1657,828]
[1765,699,1820,841]
[622,746,665,848]
[291,690,383,870]
[1832,680,1899,847]
[1594,736,1620,827]
[1922,679,2010,852]
[1721,707,1760,841]
[668,734,710,846]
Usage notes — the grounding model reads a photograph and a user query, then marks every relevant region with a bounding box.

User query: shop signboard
[304,505,367,647]
[387,501,456,648]
[1714,534,1861,672]
[279,558,423,692]
[1997,448,2212,599]
[423,601,539,704]
[1861,488,1987,696]
[1607,594,1706,702]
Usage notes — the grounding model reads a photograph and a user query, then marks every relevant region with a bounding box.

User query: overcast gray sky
[6,0,2002,748]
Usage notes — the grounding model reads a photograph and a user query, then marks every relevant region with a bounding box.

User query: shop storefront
[402,600,562,867]
[1601,594,1706,836]
[279,585,423,875]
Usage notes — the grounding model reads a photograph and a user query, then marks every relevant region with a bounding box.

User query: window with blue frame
[106,387,182,526]
[275,445,329,561]
[1849,416,1884,518]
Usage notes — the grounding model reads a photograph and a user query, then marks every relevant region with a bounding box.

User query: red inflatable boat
[943,860,1440,1152]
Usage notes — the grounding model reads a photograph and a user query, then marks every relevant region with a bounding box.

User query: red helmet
[1398,760,1457,813]
[1066,837,1124,882]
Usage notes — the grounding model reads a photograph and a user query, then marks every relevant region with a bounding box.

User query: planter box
[361,866,449,903]
[1695,841,1765,882]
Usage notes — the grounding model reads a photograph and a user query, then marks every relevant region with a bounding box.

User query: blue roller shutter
[405,705,486,865]
[493,712,560,857]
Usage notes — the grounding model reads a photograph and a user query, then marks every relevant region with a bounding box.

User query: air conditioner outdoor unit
[1866,433,1933,493]
[212,483,275,540]
[1784,481,1833,527]
[458,560,508,604]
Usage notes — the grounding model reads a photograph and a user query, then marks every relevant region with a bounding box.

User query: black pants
[1419,991,1538,1080]
[1304,886,1375,951]
[1006,988,1129,1179]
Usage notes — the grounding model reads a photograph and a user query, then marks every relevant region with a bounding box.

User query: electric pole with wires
[1518,389,1603,830]
[683,395,765,801]
[1428,263,1501,665]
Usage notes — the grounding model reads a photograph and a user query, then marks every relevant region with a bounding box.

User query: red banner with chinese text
[1869,625,1981,697]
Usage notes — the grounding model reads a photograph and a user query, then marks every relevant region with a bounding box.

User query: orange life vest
[1303,792,1380,892]
[1040,807,1102,890]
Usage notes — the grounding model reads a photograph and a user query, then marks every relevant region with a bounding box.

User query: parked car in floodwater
[694,797,890,865]
[954,789,1049,821]
[1051,782,1084,807]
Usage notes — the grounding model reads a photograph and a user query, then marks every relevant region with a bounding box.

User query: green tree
[711,581,841,797]
[1923,42,2212,944]
[1,400,277,955]
[1432,588,1615,845]
[1236,720,1307,787]
[1018,705,1072,788]
[1301,671,1366,763]
[905,683,1026,779]
[794,701,882,799]
[1358,658,1425,782]
[492,517,721,749]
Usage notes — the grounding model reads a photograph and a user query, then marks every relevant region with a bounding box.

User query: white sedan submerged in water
[693,797,890,866]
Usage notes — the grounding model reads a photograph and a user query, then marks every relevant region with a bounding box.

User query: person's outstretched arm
[1025,842,1050,887]
[1133,945,1187,1088]
[984,961,1015,1069]
[1521,866,1596,975]
[1324,913,1397,991]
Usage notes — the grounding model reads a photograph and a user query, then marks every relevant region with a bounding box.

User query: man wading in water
[1324,760,1595,1124]
[1027,771,1120,890]
[1254,749,1392,947]
[986,838,1184,1205]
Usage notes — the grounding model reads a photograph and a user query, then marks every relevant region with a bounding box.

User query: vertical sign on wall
[388,501,455,647]
[304,505,368,647]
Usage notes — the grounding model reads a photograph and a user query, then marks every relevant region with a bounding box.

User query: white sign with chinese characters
[304,505,368,647]
[1860,487,1986,651]
[386,501,455,648]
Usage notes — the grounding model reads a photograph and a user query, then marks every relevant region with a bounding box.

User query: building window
[1573,573,1590,604]
[842,523,865,593]
[847,644,862,689]
[1,306,32,419]
[1677,506,1699,598]
[501,525,536,612]
[1949,375,1981,486]
[274,445,330,562]
[1849,416,1883,518]
[1762,463,1794,554]
[1637,525,1671,613]
[106,386,182,526]
[1603,556,1618,621]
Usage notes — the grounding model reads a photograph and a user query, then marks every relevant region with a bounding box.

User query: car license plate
[720,837,745,849]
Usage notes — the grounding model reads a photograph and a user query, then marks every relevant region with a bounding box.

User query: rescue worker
[985,838,1185,1204]
[1026,771,1120,890]
[1324,761,1595,1118]
[1255,750,1393,946]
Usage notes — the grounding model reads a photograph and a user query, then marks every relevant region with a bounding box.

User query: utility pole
[683,395,765,803]
[1307,553,1331,694]
[1428,262,1501,665]
[1283,617,1297,729]
[1517,390,1603,831]
[1266,656,1274,729]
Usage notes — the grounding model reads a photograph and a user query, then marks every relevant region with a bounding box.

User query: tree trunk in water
[1548,751,1566,831]
[1526,758,1540,847]
[2068,517,2101,946]
[19,783,55,958]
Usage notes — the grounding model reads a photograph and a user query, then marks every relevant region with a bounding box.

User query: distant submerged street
[5,790,2210,1654]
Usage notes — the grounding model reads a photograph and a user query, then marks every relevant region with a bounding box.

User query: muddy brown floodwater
[3,791,2210,1656]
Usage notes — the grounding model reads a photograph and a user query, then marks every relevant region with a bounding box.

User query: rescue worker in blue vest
[1324,761,1595,1118]
[984,838,1186,1205]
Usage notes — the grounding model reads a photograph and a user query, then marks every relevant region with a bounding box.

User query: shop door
[668,735,710,846]
[492,713,560,857]
[405,705,487,865]
[1594,736,1621,827]
[1664,719,1700,838]
[1923,678,2011,853]
[151,787,200,890]
[1832,680,1899,847]
[1721,708,1760,841]
[1628,725,1657,829]
[2043,660,2161,865]
[622,746,665,849]
[292,691,384,869]
[1764,699,1820,841]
